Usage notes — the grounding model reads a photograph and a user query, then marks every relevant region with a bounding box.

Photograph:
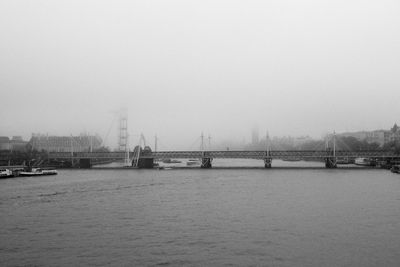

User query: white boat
[42,169,58,175]
[19,168,58,177]
[336,157,352,164]
[186,159,201,166]
[390,165,400,174]
[162,159,182,164]
[354,158,373,166]
[0,168,14,178]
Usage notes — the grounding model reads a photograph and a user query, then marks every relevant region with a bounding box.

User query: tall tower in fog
[252,125,259,145]
[118,109,128,152]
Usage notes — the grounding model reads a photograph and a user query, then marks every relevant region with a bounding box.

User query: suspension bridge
[46,132,399,169]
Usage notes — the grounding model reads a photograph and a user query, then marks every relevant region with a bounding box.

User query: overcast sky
[1,0,399,149]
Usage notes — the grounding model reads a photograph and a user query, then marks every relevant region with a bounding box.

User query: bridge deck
[47,150,398,160]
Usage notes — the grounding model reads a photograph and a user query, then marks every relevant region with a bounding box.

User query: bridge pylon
[264,132,272,168]
[201,152,212,168]
[325,131,337,168]
[264,157,272,168]
[131,134,154,168]
[325,156,337,168]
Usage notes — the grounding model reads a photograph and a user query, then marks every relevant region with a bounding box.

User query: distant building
[30,134,102,152]
[251,126,259,145]
[365,131,386,146]
[0,136,28,151]
[385,123,400,144]
[340,131,368,141]
[339,130,386,146]
[387,131,400,143]
[11,136,28,151]
[0,136,11,150]
[338,124,400,146]
[293,136,313,147]
[12,136,23,141]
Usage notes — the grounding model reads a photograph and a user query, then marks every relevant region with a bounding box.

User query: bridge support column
[201,158,212,168]
[264,158,272,168]
[79,158,92,168]
[325,158,337,168]
[136,158,154,169]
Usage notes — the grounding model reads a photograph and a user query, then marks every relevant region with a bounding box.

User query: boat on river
[162,159,182,164]
[0,168,14,178]
[19,168,58,177]
[354,158,375,166]
[390,165,400,174]
[336,157,353,164]
[186,159,201,166]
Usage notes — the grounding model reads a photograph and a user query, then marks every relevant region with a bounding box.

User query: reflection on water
[1,162,400,266]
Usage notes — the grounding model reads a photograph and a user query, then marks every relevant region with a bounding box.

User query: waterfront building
[0,137,11,150]
[29,134,102,152]
[0,136,28,151]
[293,136,313,147]
[365,130,386,146]
[339,124,400,147]
[386,123,400,143]
[339,130,386,146]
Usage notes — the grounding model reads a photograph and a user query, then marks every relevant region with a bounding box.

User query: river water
[1,160,400,266]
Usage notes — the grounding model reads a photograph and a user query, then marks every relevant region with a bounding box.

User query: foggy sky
[1,0,399,149]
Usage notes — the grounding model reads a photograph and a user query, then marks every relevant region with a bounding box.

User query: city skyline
[1,121,399,152]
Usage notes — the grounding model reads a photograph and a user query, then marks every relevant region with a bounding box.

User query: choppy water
[1,160,400,266]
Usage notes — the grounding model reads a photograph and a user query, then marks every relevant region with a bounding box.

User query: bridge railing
[144,150,398,159]
[47,150,398,160]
